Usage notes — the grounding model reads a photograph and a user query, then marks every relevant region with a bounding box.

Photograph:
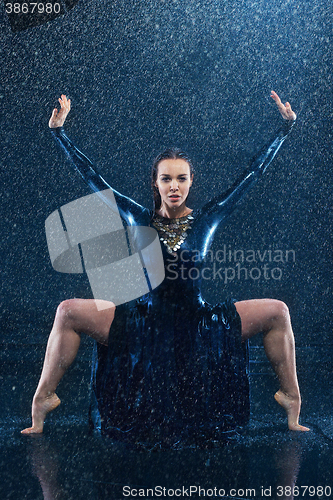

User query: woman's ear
[190,174,194,187]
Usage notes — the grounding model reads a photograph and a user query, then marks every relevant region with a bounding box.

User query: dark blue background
[0,1,332,498]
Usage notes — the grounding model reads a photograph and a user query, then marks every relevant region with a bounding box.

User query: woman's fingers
[271,91,296,120]
[58,95,71,115]
[284,102,296,120]
[271,90,284,111]
[49,95,71,128]
[285,102,295,118]
[270,90,281,104]
[58,94,71,111]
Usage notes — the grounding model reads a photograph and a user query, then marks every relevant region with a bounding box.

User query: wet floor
[1,342,332,500]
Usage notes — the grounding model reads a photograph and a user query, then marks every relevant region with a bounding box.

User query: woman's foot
[21,393,61,434]
[274,390,310,432]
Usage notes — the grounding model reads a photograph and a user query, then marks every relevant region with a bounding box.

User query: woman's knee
[55,299,82,327]
[269,299,290,323]
[55,298,115,342]
[236,298,291,339]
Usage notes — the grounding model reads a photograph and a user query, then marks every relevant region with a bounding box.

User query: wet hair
[151,148,194,211]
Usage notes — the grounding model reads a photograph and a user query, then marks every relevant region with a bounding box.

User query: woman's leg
[21,298,115,434]
[235,299,309,431]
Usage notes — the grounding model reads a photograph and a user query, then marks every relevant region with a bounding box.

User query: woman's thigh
[58,298,115,346]
[235,298,289,341]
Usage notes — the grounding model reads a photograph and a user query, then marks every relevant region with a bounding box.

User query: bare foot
[21,393,61,434]
[274,390,310,432]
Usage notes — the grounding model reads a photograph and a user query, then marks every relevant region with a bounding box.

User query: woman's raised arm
[49,96,149,225]
[198,91,296,229]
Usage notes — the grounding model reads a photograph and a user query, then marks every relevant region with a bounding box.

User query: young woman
[22,92,309,444]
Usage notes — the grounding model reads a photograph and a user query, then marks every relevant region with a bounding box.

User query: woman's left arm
[200,91,296,222]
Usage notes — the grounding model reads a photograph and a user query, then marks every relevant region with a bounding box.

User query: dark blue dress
[51,120,294,448]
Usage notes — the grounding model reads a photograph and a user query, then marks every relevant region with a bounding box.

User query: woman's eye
[160,177,187,182]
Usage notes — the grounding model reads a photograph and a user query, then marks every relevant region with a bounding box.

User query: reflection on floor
[0,342,332,500]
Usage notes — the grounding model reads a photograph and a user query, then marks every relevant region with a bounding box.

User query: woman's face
[155,159,193,211]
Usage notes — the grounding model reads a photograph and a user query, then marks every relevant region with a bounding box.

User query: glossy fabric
[51,120,294,448]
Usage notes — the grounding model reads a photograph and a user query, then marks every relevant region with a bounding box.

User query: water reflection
[27,429,309,500]
[29,436,66,500]
[274,441,302,500]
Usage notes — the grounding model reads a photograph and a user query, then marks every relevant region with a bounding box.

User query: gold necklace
[151,212,194,254]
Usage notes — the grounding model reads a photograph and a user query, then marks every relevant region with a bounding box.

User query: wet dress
[51,120,294,448]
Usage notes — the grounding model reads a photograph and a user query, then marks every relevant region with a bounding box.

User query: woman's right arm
[49,96,148,224]
[199,91,297,224]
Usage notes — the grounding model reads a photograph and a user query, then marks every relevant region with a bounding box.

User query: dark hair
[151,148,194,211]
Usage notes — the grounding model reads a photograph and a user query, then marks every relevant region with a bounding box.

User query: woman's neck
[156,204,192,219]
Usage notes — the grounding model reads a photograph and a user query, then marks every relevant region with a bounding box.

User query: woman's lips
[169,195,180,199]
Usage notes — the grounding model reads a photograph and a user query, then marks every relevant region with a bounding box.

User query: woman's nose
[170,180,179,191]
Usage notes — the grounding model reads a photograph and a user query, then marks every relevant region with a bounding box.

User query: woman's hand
[48,94,71,128]
[271,90,296,121]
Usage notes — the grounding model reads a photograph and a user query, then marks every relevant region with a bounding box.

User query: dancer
[22,91,309,442]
